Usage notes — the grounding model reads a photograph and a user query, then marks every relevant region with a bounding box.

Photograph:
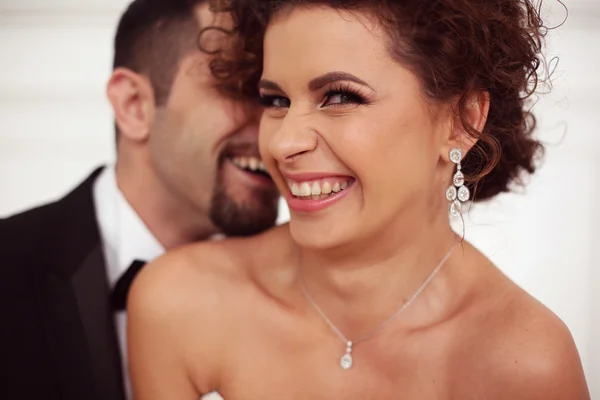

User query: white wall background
[0,0,598,396]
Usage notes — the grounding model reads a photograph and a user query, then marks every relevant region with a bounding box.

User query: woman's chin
[288,220,353,251]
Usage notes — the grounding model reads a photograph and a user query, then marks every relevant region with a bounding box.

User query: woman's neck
[296,212,459,338]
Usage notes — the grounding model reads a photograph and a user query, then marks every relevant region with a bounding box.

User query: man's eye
[260,96,290,108]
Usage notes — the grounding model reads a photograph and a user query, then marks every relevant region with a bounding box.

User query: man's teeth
[231,157,267,173]
[289,179,351,198]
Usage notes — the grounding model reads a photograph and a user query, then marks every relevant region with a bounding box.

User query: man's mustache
[219,142,262,162]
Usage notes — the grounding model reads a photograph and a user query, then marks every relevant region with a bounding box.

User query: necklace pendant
[340,341,353,370]
[340,353,353,370]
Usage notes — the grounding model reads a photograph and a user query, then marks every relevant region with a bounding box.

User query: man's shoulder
[0,167,103,235]
[0,201,60,260]
[0,168,104,273]
[0,199,57,228]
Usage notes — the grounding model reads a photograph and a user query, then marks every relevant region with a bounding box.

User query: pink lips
[282,172,355,213]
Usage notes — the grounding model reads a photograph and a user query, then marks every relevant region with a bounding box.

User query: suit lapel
[71,244,125,400]
[39,167,125,400]
[38,261,98,400]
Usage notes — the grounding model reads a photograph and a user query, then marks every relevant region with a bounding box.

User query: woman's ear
[443,91,490,160]
[107,68,156,142]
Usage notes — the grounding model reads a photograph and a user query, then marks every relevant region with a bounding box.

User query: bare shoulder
[127,224,293,394]
[129,223,293,322]
[454,262,590,399]
[126,234,251,394]
[128,238,243,320]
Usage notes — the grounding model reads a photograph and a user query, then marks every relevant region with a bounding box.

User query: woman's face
[259,6,454,249]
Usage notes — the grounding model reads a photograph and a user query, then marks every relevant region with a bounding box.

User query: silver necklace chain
[299,244,456,370]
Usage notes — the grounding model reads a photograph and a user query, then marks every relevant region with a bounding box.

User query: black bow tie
[111,259,147,311]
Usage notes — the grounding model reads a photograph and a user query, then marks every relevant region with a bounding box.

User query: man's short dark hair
[113,0,206,106]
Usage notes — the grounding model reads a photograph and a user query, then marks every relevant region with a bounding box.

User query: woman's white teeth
[291,183,300,196]
[232,157,267,173]
[300,182,311,197]
[290,179,351,198]
[311,182,320,195]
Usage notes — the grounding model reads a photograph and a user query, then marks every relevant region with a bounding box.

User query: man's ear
[443,91,490,160]
[106,68,156,142]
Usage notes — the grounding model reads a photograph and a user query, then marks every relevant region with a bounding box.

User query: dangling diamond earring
[446,148,470,217]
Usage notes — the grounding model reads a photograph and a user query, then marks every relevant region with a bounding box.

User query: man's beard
[209,165,280,237]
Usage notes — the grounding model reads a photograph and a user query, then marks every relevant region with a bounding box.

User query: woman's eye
[323,92,363,107]
[260,96,290,108]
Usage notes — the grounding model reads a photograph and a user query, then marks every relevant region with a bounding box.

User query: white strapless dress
[202,392,224,400]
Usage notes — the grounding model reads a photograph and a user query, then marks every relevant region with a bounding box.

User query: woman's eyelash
[258,83,369,109]
[322,83,368,106]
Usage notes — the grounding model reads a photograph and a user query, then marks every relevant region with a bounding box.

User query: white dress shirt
[92,165,222,400]
[93,165,164,399]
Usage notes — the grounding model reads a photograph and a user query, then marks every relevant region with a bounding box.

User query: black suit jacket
[0,167,127,400]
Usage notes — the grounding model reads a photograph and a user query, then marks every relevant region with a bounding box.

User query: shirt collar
[93,165,165,288]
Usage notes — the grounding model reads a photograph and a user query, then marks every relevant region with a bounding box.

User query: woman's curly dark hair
[203,0,560,201]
